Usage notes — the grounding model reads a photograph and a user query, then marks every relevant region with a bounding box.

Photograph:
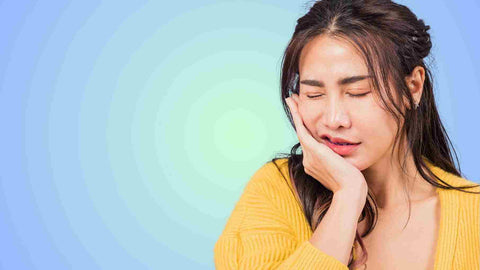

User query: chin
[344,156,368,171]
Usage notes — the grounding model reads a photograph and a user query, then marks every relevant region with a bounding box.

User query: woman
[214,0,480,269]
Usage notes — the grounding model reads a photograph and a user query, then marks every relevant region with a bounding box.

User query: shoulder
[440,171,480,195]
[443,174,480,238]
[246,158,301,205]
[246,158,291,192]
[225,158,300,233]
[453,175,480,202]
[422,160,479,218]
[425,160,480,195]
[436,169,480,210]
[226,157,295,216]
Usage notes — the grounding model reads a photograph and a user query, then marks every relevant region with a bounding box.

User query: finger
[285,97,306,149]
[290,94,318,146]
[291,94,322,143]
[285,94,317,147]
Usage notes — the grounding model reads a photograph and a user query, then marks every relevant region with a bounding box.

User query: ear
[404,66,425,109]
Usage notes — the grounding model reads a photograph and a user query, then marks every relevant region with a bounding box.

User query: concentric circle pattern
[0,1,478,269]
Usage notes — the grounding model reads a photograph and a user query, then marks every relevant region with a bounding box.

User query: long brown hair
[269,0,480,268]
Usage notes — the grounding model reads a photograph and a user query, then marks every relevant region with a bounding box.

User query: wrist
[333,188,367,214]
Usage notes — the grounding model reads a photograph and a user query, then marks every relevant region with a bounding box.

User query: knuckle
[302,159,309,168]
[303,164,310,173]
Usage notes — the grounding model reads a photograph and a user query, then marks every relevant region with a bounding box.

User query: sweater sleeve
[214,162,349,270]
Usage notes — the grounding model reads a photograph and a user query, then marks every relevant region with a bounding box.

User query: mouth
[321,135,360,145]
[320,136,361,156]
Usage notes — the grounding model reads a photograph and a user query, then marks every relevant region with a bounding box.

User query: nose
[322,97,351,129]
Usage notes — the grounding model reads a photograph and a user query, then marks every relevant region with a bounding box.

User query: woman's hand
[285,93,368,196]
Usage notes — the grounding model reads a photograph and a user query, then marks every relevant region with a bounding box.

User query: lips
[320,135,360,145]
[321,136,361,155]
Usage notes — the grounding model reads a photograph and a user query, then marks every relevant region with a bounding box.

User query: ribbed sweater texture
[214,158,480,269]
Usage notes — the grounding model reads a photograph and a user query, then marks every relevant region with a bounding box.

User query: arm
[214,163,361,269]
[308,189,366,265]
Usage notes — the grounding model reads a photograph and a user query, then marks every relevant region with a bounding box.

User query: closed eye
[349,92,371,98]
[306,94,324,98]
[306,92,371,99]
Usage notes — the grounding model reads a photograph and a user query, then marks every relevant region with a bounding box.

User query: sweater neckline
[425,159,460,270]
[277,157,460,269]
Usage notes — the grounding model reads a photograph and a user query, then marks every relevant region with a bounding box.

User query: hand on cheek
[291,94,314,140]
[284,93,367,194]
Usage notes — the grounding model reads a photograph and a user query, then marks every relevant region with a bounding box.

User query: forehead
[299,35,368,78]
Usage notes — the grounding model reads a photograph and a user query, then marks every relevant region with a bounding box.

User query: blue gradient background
[1,0,479,269]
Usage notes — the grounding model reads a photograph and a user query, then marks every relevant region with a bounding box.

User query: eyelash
[306,92,371,99]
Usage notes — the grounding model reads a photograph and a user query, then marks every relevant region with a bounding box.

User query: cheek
[298,103,319,129]
[294,103,321,141]
[356,107,398,148]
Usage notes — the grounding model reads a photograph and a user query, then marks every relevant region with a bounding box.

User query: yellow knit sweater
[214,158,480,269]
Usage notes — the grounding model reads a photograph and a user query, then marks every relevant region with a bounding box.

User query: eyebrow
[299,75,373,87]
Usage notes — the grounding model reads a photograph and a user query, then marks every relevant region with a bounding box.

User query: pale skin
[292,34,434,209]
[285,34,440,269]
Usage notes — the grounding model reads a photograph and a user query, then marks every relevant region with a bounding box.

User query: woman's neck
[362,151,437,211]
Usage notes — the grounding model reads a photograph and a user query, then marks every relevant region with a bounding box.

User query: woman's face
[297,34,400,171]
